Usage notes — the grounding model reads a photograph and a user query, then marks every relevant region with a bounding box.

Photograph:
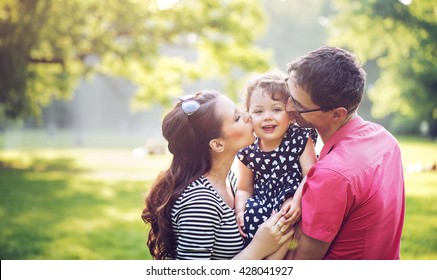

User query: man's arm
[285,226,331,259]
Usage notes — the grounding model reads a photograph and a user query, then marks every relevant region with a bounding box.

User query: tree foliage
[328,0,437,124]
[0,0,271,120]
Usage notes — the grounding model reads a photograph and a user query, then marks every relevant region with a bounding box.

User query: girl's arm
[280,137,317,224]
[299,135,317,177]
[235,160,254,238]
[291,136,317,216]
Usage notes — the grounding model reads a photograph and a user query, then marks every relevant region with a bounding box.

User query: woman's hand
[234,211,295,259]
[255,211,295,252]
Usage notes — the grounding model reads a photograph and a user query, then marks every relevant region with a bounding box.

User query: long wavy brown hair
[141,90,224,259]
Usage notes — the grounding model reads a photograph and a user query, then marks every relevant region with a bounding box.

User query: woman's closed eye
[235,109,246,122]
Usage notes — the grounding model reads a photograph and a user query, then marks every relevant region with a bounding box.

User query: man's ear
[332,107,348,121]
[209,139,225,153]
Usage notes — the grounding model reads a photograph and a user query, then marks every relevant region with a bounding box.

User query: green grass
[0,136,436,259]
[398,137,437,259]
[0,148,171,259]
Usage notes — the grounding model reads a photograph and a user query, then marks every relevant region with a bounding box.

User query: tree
[259,0,330,67]
[327,0,437,133]
[0,0,271,120]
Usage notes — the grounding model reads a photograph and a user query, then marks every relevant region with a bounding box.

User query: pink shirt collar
[319,116,365,160]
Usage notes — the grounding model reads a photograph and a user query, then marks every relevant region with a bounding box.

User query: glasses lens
[288,95,301,116]
[181,100,200,115]
[179,95,201,115]
[285,78,300,115]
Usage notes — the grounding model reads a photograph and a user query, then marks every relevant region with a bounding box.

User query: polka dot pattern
[237,125,317,243]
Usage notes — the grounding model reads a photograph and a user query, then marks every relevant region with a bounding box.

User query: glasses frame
[179,94,201,116]
[284,77,335,116]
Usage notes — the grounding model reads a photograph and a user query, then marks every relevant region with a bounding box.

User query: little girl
[235,70,317,257]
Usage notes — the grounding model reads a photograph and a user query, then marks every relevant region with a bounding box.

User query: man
[284,46,405,259]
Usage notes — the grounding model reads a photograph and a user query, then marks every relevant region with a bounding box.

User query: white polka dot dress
[237,125,317,244]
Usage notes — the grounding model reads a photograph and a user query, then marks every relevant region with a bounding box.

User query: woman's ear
[209,138,225,153]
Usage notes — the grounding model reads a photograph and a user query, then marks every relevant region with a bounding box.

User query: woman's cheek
[226,124,254,145]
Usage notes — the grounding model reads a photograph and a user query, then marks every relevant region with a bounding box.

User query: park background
[1,0,436,260]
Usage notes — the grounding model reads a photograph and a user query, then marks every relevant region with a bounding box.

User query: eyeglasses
[284,77,334,116]
[179,94,201,115]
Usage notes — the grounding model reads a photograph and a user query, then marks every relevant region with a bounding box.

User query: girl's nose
[263,111,273,120]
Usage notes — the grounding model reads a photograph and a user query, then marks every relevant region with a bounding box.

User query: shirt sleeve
[174,195,223,259]
[301,166,351,243]
[288,125,316,156]
[237,145,259,173]
[307,128,318,146]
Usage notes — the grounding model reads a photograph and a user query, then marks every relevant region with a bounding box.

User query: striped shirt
[171,174,245,259]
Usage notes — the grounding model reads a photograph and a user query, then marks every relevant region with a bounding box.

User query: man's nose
[286,97,297,112]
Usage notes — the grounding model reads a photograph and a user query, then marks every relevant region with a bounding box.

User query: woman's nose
[243,112,251,122]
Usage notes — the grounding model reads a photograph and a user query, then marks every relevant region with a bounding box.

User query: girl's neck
[259,137,282,152]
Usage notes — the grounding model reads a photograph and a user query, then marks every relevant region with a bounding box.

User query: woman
[141,90,293,260]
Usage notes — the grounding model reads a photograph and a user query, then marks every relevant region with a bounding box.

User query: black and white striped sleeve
[173,189,223,260]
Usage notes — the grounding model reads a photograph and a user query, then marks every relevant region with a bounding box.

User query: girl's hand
[236,211,247,238]
[281,197,302,225]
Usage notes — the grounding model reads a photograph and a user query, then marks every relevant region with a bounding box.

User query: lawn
[397,137,437,259]
[0,136,436,259]
[0,148,170,259]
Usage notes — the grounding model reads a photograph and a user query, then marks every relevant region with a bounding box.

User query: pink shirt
[301,117,405,259]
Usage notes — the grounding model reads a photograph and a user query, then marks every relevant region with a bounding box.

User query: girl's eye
[235,115,241,122]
